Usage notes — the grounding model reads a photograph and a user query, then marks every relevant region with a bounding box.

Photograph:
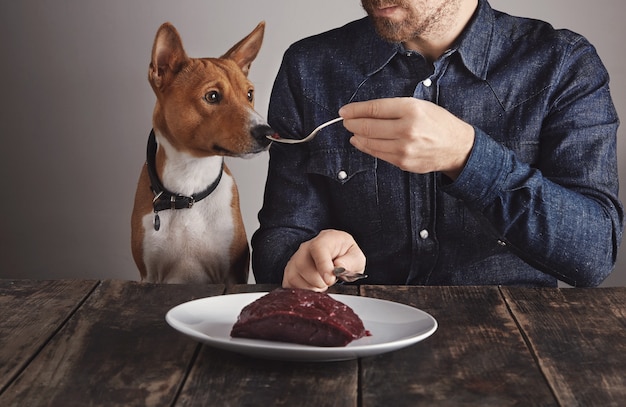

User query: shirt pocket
[306,148,382,237]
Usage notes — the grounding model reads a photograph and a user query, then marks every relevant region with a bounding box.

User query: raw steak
[230,288,370,346]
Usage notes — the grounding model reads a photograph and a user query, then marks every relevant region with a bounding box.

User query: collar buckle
[146,129,223,218]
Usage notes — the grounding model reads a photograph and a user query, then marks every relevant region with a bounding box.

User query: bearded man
[252,0,623,290]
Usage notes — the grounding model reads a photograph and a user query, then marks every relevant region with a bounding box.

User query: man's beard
[361,0,422,43]
[373,17,417,43]
[361,0,456,44]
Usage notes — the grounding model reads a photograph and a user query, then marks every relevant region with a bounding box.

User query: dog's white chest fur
[141,137,237,283]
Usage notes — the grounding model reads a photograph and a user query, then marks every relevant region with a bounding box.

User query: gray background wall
[1,0,625,286]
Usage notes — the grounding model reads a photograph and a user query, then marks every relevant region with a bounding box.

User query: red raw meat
[230,288,370,347]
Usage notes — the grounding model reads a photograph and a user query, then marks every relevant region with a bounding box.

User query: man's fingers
[283,267,329,292]
[340,98,407,119]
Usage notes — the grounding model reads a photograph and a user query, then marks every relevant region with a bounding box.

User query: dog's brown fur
[131,22,272,284]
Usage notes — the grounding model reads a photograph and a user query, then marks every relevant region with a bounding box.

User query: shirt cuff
[440,127,511,210]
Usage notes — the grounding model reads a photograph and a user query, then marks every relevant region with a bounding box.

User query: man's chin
[371,18,408,43]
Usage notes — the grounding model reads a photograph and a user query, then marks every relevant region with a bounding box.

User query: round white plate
[166,292,437,362]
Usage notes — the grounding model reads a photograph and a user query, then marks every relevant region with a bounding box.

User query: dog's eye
[204,91,222,104]
[247,89,254,102]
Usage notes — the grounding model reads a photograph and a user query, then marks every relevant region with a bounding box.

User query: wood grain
[359,285,557,406]
[2,281,624,406]
[502,287,626,407]
[0,279,98,393]
[176,346,358,407]
[0,280,224,407]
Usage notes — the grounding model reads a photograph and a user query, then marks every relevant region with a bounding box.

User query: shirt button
[337,170,348,180]
[419,229,429,239]
[423,78,432,87]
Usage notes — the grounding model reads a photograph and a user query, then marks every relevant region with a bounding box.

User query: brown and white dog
[131,21,273,284]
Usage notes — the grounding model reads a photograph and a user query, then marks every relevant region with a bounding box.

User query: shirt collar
[359,18,404,77]
[454,0,494,80]
[361,0,495,81]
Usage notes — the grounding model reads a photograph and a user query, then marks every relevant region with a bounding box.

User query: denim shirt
[252,0,623,287]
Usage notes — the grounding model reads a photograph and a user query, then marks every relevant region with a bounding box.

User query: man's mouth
[372,5,402,18]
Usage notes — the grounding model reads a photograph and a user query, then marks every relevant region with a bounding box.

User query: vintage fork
[333,267,368,283]
[267,117,344,144]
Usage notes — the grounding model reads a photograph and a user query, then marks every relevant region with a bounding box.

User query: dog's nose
[251,124,275,143]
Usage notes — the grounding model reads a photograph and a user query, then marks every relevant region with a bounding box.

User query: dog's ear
[149,23,189,90]
[222,21,265,77]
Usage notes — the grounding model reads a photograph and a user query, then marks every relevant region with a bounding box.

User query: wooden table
[0,280,624,406]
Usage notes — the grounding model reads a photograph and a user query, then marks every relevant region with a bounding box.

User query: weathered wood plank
[0,279,98,393]
[501,287,626,407]
[176,347,357,407]
[359,285,557,407]
[0,281,224,407]
[226,283,280,294]
[10,282,617,406]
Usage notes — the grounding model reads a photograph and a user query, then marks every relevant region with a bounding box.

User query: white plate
[166,292,437,362]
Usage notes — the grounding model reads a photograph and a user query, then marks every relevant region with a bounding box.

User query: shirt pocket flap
[307,149,375,184]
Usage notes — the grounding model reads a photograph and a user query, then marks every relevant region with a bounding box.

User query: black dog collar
[146,129,224,230]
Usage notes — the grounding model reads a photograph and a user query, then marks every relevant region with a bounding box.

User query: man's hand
[283,229,366,292]
[340,97,475,180]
